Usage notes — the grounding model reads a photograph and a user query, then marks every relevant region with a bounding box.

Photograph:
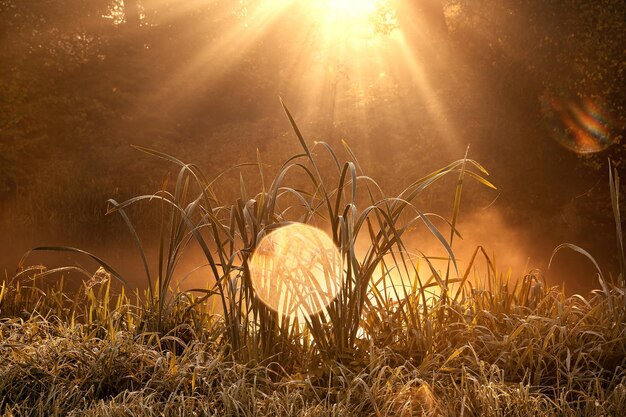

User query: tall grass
[97,102,494,366]
[2,107,625,416]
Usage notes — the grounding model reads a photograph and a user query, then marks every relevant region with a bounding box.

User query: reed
[1,108,624,416]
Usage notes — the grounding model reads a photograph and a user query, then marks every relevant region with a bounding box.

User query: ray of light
[145,0,295,107]
[132,0,465,163]
[394,30,461,151]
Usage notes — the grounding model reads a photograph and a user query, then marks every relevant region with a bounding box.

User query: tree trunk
[124,0,141,28]
[397,0,448,38]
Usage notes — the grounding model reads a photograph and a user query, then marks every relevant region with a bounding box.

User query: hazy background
[1,0,624,294]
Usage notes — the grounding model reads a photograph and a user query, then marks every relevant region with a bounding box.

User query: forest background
[1,0,624,293]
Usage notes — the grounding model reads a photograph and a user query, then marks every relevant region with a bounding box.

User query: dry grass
[2,281,625,416]
[1,107,625,416]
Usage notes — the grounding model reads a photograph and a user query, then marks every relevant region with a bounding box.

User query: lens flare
[540,93,615,154]
[249,223,343,319]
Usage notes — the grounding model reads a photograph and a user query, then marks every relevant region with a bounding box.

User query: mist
[1,0,624,294]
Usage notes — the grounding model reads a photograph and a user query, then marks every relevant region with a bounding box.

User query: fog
[1,0,624,294]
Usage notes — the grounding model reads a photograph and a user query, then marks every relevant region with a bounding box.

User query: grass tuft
[2,109,625,415]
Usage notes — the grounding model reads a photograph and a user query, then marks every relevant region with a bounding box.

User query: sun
[327,0,380,20]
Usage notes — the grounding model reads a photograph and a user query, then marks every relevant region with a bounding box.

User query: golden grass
[1,107,624,416]
[2,279,625,416]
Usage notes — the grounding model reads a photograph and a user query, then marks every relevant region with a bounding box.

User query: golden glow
[249,224,343,319]
[540,93,614,154]
[303,0,395,39]
[147,0,457,163]
[327,0,380,21]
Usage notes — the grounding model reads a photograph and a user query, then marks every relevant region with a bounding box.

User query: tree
[449,0,625,160]
[394,0,448,38]
[123,0,141,27]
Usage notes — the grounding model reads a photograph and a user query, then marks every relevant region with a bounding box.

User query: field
[1,111,625,416]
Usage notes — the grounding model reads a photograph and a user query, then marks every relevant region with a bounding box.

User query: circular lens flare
[249,223,343,319]
[540,93,616,154]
